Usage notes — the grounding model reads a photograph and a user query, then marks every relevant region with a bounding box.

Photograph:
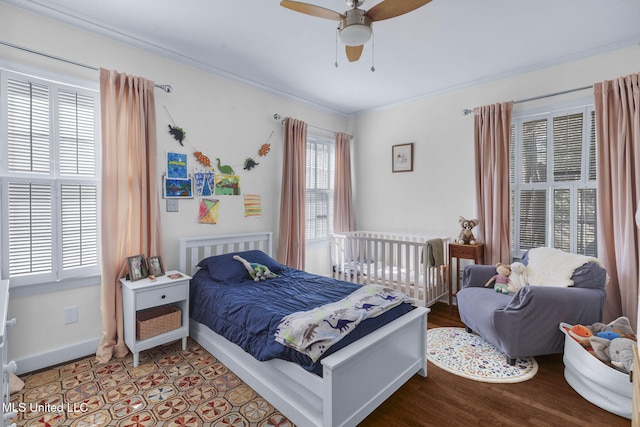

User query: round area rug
[427,327,538,383]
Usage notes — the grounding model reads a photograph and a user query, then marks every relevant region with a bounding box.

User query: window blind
[511,105,597,257]
[1,69,100,285]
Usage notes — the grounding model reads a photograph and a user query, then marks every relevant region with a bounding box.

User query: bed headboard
[178,232,273,276]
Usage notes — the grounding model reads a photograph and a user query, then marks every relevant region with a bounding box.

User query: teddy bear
[484,263,513,294]
[233,255,277,281]
[457,216,479,244]
[508,261,528,292]
[590,336,635,374]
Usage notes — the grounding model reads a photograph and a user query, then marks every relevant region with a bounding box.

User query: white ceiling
[5,0,640,115]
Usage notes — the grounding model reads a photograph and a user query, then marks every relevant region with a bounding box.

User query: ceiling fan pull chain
[335,27,339,68]
[370,32,375,72]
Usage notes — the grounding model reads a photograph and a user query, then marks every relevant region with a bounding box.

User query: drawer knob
[161,295,166,299]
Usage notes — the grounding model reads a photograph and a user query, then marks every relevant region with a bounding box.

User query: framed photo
[126,254,147,281]
[164,177,194,198]
[392,143,414,173]
[146,256,165,277]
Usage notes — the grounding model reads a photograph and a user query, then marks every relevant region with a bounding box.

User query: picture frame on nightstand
[146,256,165,277]
[126,254,147,281]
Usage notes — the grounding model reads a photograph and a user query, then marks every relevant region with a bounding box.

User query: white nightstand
[121,270,191,367]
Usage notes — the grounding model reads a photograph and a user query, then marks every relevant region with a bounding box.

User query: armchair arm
[462,264,497,289]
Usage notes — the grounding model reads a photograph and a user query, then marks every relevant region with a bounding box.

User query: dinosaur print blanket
[274,284,415,362]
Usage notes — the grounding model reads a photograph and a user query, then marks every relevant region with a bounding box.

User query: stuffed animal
[457,216,479,244]
[484,263,512,294]
[588,316,636,341]
[508,261,528,292]
[590,336,635,374]
[567,324,593,346]
[233,255,277,281]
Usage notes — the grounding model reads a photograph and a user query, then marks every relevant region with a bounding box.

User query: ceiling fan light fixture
[339,24,372,46]
[339,9,372,46]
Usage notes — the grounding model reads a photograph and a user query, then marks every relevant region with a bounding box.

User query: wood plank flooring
[359,302,630,427]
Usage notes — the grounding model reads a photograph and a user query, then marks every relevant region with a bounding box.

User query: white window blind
[511,104,597,258]
[305,135,334,241]
[1,69,100,285]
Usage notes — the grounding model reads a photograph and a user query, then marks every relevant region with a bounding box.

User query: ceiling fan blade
[280,0,344,21]
[366,0,432,22]
[345,45,364,62]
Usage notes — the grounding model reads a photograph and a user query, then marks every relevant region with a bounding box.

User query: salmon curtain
[96,69,163,363]
[594,72,640,328]
[278,117,307,269]
[333,132,354,233]
[474,101,513,265]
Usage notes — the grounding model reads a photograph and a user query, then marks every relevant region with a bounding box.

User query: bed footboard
[190,306,428,427]
[331,231,449,307]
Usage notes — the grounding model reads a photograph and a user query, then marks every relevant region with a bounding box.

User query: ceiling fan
[280,0,432,62]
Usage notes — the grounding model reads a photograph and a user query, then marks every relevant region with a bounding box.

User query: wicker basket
[559,322,632,419]
[136,305,182,340]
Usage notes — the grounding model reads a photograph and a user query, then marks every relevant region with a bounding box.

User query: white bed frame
[178,232,428,427]
[331,231,449,307]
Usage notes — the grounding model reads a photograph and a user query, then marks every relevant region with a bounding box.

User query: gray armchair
[456,251,607,365]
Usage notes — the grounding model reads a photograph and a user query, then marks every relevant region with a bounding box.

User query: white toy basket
[559,322,632,419]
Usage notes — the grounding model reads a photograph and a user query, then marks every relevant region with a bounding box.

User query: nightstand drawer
[136,283,187,310]
[450,244,478,258]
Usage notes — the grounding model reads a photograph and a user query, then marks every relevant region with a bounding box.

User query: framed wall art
[392,143,414,173]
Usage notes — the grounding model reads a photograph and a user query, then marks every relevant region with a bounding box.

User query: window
[305,134,334,242]
[1,69,100,286]
[510,104,597,258]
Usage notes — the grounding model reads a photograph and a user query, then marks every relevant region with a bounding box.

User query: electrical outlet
[64,306,78,324]
[166,199,179,212]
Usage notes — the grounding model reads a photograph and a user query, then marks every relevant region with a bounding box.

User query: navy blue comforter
[189,250,414,375]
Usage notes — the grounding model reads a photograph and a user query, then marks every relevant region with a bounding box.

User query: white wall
[0,3,348,371]
[351,46,640,242]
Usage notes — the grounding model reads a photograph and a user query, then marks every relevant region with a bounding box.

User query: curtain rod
[273,113,352,138]
[0,40,173,93]
[461,84,593,116]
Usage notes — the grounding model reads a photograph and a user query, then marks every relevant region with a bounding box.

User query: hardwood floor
[359,303,630,427]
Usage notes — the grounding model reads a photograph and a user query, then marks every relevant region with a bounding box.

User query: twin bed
[178,232,429,427]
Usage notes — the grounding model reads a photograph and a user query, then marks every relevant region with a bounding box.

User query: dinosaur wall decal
[216,158,235,175]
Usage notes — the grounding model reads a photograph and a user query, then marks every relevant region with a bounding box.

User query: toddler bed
[178,232,428,427]
[331,231,449,307]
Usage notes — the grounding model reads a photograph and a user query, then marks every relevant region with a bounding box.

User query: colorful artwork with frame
[392,143,414,173]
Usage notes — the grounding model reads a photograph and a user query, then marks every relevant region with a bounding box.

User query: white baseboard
[15,337,101,375]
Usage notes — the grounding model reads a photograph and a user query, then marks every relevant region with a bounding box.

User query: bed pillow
[197,250,285,283]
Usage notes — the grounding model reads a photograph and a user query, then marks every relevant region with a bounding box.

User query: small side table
[121,270,191,367]
[448,243,484,315]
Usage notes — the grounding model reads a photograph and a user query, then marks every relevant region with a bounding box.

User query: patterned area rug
[10,338,293,426]
[427,327,538,383]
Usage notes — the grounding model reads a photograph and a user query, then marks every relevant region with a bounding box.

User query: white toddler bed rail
[331,231,449,307]
[178,232,428,427]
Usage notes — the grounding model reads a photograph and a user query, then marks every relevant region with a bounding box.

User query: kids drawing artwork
[194,170,215,197]
[167,152,188,179]
[199,198,219,224]
[214,175,241,196]
[244,194,262,218]
[164,177,194,198]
